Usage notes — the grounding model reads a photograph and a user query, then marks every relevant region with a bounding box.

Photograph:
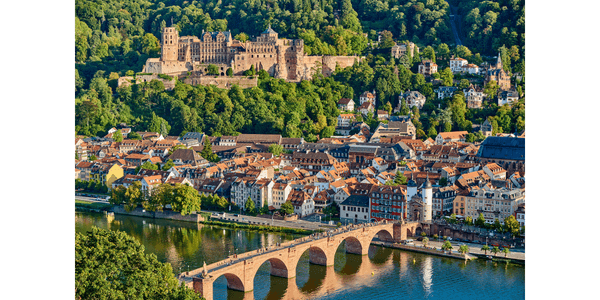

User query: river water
[76,212,524,300]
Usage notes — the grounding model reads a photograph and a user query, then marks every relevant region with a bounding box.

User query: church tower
[161,26,179,62]
[496,51,503,70]
[422,173,433,222]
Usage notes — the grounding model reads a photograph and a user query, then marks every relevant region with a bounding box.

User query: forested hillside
[75,0,525,142]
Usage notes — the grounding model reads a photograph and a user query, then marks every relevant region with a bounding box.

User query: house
[450,57,468,73]
[340,195,371,224]
[483,163,507,180]
[337,114,356,130]
[399,91,426,110]
[432,185,458,217]
[485,53,511,91]
[141,175,163,194]
[369,185,408,222]
[456,184,524,224]
[465,64,480,75]
[124,153,151,167]
[358,102,375,116]
[338,98,355,112]
[435,86,458,100]
[168,149,207,166]
[376,110,389,120]
[370,120,416,142]
[514,203,525,227]
[182,132,205,142]
[359,91,376,105]
[435,131,468,145]
[287,190,315,217]
[272,182,292,209]
[391,42,418,59]
[418,60,438,76]
[463,85,486,109]
[498,89,520,106]
[480,119,494,137]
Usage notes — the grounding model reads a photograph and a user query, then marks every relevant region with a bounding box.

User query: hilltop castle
[142,25,362,82]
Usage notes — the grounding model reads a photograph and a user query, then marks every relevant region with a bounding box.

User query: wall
[112,206,205,223]
[182,76,258,89]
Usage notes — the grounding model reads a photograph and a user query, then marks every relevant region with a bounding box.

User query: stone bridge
[178,220,418,300]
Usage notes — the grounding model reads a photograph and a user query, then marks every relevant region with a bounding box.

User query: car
[463,239,470,243]
[454,238,462,242]
[233,214,239,217]
[417,237,424,241]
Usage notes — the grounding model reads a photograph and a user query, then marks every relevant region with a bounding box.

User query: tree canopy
[76,226,197,300]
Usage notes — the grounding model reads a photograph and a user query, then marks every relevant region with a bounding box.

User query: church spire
[496,51,503,69]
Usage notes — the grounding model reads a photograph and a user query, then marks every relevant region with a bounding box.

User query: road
[414,239,525,260]
[211,212,332,231]
[75,195,109,203]
[449,5,463,46]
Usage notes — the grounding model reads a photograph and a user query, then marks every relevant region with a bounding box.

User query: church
[143,24,362,82]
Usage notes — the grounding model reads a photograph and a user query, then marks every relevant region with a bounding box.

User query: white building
[450,57,468,73]
[340,195,371,224]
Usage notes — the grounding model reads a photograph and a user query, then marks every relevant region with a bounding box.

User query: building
[432,185,458,217]
[399,91,427,109]
[370,120,416,142]
[338,98,355,112]
[337,114,356,128]
[498,89,520,106]
[465,64,480,74]
[358,102,375,116]
[450,57,468,73]
[142,25,362,83]
[287,190,315,217]
[418,60,438,76]
[435,131,468,145]
[476,136,525,175]
[454,184,525,224]
[514,203,525,227]
[435,86,458,100]
[359,91,376,105]
[340,195,371,224]
[481,119,493,137]
[485,53,511,91]
[463,85,486,109]
[391,42,419,59]
[369,185,408,222]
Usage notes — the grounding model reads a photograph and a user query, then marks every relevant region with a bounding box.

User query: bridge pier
[309,246,333,266]
[193,277,213,300]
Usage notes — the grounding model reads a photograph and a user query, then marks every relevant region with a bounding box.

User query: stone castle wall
[183,76,258,89]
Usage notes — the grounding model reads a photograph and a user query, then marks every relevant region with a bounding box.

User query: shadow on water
[262,276,290,300]
[368,244,393,265]
[298,262,327,294]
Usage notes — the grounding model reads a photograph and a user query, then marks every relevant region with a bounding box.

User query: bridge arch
[252,256,291,278]
[334,235,364,256]
[212,272,245,294]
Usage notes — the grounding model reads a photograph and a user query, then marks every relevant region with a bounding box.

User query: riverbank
[372,241,476,261]
[75,202,316,235]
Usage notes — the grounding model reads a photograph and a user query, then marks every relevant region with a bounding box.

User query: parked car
[417,237,424,241]
[454,238,462,242]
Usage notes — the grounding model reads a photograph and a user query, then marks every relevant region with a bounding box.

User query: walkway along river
[76,211,525,300]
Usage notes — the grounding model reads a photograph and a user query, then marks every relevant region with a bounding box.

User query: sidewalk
[416,240,525,261]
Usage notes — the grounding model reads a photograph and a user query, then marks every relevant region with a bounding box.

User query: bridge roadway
[179,220,405,300]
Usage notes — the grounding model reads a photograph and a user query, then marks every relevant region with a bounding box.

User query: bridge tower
[422,173,433,222]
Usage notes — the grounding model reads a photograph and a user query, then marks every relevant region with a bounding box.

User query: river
[76,211,524,300]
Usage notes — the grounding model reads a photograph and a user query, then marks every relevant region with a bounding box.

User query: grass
[75,200,112,210]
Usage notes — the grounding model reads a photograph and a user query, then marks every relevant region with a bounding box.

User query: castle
[484,53,511,91]
[142,25,362,82]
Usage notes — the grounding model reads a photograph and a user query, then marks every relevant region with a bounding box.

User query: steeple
[424,173,432,189]
[496,51,503,70]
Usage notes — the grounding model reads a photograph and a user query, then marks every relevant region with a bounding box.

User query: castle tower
[422,173,433,222]
[161,26,179,62]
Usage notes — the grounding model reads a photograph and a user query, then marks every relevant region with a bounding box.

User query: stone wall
[182,76,258,89]
[117,75,176,90]
[112,205,204,223]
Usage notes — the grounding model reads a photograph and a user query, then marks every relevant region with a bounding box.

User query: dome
[423,173,432,189]
[263,24,277,34]
[408,172,417,187]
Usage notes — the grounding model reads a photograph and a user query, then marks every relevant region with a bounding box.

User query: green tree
[465,216,473,225]
[422,46,436,63]
[439,67,454,86]
[436,43,450,60]
[268,144,284,156]
[503,215,521,237]
[502,247,510,257]
[124,181,143,212]
[449,213,457,224]
[493,218,502,231]
[128,132,142,140]
[280,201,294,215]
[162,159,175,171]
[76,227,197,300]
[234,32,249,42]
[226,68,233,77]
[459,244,470,256]
[379,30,395,49]
[207,64,219,75]
[245,196,256,215]
[259,202,270,215]
[481,245,490,255]
[491,246,500,256]
[422,237,429,247]
[439,177,448,187]
[484,80,499,100]
[200,137,219,162]
[458,79,470,90]
[135,161,158,173]
[476,213,486,227]
[89,154,97,161]
[441,240,453,252]
[112,129,123,142]
[170,183,202,215]
[216,195,229,210]
[110,185,127,205]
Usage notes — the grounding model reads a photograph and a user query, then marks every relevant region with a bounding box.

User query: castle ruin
[142,25,363,83]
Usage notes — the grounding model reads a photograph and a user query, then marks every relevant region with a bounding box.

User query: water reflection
[76,212,525,300]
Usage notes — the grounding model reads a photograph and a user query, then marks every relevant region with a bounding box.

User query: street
[414,239,525,260]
